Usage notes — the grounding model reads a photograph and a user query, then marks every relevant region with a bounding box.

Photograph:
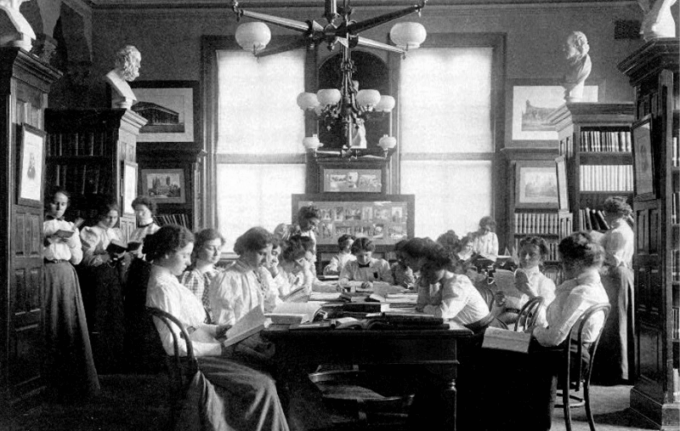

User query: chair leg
[563,384,572,431]
[584,382,596,431]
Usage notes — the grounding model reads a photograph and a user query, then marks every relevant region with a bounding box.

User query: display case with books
[549,103,635,231]
[45,109,147,240]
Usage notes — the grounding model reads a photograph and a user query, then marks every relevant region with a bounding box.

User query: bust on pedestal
[104,45,141,110]
[0,0,35,51]
[562,31,592,103]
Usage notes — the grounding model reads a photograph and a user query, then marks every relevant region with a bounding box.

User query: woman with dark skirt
[43,188,100,400]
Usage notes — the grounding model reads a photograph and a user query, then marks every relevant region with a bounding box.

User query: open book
[224,306,266,347]
[494,269,524,309]
[265,301,324,325]
[482,327,532,353]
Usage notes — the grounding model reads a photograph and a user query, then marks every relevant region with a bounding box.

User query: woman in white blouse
[145,225,289,431]
[43,188,100,400]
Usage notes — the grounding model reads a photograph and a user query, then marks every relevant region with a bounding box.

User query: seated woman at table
[179,228,225,319]
[144,224,290,431]
[209,227,281,325]
[487,231,609,431]
[402,237,494,331]
[496,236,556,326]
[391,239,417,289]
[322,234,356,276]
[339,237,393,290]
[275,235,316,300]
[471,215,499,262]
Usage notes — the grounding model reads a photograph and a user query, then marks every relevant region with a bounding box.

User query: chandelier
[232,0,427,159]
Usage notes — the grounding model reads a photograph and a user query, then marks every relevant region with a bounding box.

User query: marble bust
[562,31,592,103]
[104,45,141,109]
[639,0,677,41]
[0,0,35,51]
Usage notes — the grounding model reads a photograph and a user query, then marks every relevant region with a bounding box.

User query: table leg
[442,377,458,430]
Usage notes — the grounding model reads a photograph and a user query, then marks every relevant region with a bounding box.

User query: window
[399,42,498,239]
[216,48,306,251]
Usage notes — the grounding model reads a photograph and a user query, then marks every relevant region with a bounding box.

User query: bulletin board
[292,194,415,250]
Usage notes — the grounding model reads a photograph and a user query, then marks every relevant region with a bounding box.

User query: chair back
[513,296,544,331]
[146,306,199,392]
[563,303,611,392]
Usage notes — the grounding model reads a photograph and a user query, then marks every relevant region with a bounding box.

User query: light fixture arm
[344,1,427,36]
[233,1,310,33]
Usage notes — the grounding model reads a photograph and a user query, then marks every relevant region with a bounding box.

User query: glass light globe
[356,90,381,109]
[235,22,271,52]
[317,89,342,106]
[375,95,396,112]
[390,22,427,50]
[378,134,397,150]
[302,134,323,151]
[296,92,319,110]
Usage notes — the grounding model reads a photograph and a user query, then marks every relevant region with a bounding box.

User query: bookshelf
[618,38,679,429]
[45,109,147,241]
[549,103,635,232]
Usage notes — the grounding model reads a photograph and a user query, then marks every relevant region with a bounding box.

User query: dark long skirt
[43,261,100,400]
[594,265,635,383]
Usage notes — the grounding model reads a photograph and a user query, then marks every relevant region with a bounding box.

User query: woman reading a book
[78,200,128,372]
[486,232,609,431]
[144,224,290,431]
[596,196,635,383]
[180,228,225,318]
[275,235,316,300]
[128,195,160,256]
[43,188,100,400]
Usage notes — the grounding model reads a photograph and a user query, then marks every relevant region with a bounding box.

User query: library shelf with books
[618,38,678,429]
[549,103,635,232]
[45,109,147,240]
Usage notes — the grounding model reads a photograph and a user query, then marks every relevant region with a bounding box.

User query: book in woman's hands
[224,306,266,347]
[106,239,128,254]
[54,229,75,239]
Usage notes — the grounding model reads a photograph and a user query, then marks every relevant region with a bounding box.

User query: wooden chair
[146,306,199,425]
[513,296,545,331]
[557,303,611,431]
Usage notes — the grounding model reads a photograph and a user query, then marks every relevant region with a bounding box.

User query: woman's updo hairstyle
[96,199,120,219]
[421,241,454,272]
[519,236,550,260]
[603,196,632,218]
[436,230,460,259]
[282,235,313,262]
[144,224,194,262]
[402,237,434,259]
[558,231,604,269]
[233,227,273,256]
[351,237,376,254]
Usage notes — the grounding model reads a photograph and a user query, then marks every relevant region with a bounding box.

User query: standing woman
[79,200,127,373]
[128,195,160,255]
[596,196,635,383]
[43,188,99,399]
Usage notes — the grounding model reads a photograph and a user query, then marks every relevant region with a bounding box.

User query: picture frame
[128,81,199,144]
[322,168,383,193]
[515,160,559,209]
[122,161,138,215]
[17,124,46,207]
[141,169,186,204]
[506,78,602,146]
[632,115,655,199]
[555,155,569,211]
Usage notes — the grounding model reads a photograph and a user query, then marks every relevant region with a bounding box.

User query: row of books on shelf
[580,165,633,192]
[579,130,632,153]
[155,213,190,228]
[46,131,113,157]
[578,208,610,232]
[513,238,561,262]
[514,212,571,236]
[672,193,680,224]
[48,164,110,196]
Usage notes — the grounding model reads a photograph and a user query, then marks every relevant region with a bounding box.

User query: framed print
[632,115,654,199]
[323,168,383,193]
[555,156,569,211]
[141,169,186,204]
[122,161,138,215]
[507,78,602,146]
[129,81,199,143]
[515,161,559,209]
[17,124,46,207]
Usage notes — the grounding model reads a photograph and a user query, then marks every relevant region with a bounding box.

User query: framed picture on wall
[632,115,655,199]
[515,160,559,209]
[506,78,602,146]
[129,81,199,144]
[141,169,186,204]
[122,161,138,215]
[17,124,46,207]
[322,168,383,193]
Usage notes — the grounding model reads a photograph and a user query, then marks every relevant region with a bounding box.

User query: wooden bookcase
[550,103,635,232]
[44,109,147,241]
[618,38,679,429]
